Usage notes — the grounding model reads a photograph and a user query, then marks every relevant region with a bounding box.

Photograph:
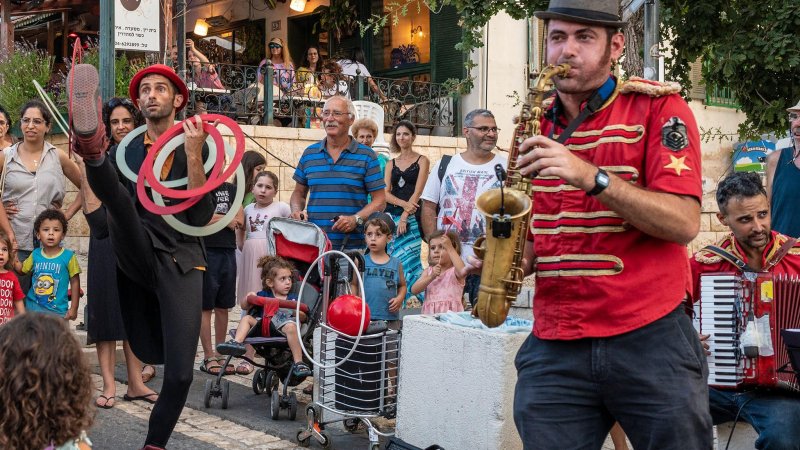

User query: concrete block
[716,422,758,450]
[396,315,527,450]
[710,214,729,232]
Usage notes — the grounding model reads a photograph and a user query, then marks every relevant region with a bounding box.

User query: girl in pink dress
[412,230,469,314]
[236,171,290,309]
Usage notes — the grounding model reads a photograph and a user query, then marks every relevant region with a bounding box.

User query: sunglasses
[107,98,134,109]
[268,43,282,49]
[789,112,799,121]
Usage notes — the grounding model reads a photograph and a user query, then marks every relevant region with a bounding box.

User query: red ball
[328,294,370,336]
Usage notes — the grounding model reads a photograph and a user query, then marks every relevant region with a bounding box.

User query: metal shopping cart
[295,251,400,449]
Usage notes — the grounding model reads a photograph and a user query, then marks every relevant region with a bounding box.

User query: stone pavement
[75,293,758,449]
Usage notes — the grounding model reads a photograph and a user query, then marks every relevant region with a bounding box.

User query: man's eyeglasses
[21,118,46,126]
[268,43,282,49]
[789,112,799,121]
[467,126,500,134]
[321,110,350,119]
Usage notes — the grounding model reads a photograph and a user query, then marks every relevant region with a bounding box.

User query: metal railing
[183,61,458,135]
[705,85,740,109]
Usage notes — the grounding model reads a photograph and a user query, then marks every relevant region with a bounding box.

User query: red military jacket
[689,231,800,302]
[529,77,703,340]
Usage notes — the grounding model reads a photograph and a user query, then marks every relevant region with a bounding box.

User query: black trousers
[514,305,713,450]
[85,157,202,448]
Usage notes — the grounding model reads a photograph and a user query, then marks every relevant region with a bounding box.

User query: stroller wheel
[270,387,281,420]
[296,430,311,447]
[288,392,298,420]
[221,380,230,409]
[203,379,213,408]
[265,370,278,398]
[253,369,267,395]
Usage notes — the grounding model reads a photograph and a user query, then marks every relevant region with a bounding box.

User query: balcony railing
[183,61,458,136]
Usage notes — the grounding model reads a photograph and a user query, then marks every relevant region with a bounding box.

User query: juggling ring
[295,250,367,370]
[152,144,245,236]
[140,114,244,200]
[116,124,219,188]
[135,126,224,215]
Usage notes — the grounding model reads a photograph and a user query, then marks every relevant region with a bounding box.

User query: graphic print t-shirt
[0,271,24,325]
[204,182,238,248]
[244,202,291,240]
[421,153,507,262]
[22,248,81,315]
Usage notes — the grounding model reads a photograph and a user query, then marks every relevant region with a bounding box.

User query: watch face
[598,172,610,185]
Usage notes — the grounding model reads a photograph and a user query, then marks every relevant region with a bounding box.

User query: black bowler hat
[534,0,626,28]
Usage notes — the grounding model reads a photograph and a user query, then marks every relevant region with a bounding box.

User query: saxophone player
[510,0,710,448]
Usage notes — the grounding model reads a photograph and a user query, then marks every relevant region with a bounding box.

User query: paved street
[76,300,756,450]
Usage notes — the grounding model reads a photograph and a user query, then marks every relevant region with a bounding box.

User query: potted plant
[313,2,358,43]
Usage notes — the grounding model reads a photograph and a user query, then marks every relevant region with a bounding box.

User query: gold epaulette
[694,250,722,264]
[774,232,800,256]
[619,77,681,97]
[694,234,735,264]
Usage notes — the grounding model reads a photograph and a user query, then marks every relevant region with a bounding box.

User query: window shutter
[431,5,463,84]
[688,58,705,101]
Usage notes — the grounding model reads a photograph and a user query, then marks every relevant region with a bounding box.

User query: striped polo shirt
[293,137,385,250]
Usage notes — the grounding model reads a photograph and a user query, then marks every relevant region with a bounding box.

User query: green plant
[314,1,359,43]
[0,41,54,123]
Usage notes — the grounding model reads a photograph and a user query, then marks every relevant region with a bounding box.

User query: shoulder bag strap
[702,245,757,272]
[764,237,798,271]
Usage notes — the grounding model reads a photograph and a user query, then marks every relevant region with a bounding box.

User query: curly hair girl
[257,255,295,290]
[0,313,93,449]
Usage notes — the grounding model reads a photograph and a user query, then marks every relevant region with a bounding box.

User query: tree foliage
[364,0,798,138]
[661,0,800,138]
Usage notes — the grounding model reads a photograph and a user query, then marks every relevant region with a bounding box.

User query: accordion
[694,271,800,391]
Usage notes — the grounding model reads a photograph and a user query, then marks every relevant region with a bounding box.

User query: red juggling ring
[136,114,245,215]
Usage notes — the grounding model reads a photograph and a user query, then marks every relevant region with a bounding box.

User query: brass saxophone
[472,63,570,327]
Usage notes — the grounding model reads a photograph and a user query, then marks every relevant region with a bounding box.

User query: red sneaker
[68,63,108,160]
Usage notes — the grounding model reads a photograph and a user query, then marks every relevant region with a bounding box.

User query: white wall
[462,12,529,150]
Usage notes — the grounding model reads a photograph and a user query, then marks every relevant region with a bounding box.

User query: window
[369,0,430,71]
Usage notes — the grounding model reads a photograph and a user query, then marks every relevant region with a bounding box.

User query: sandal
[235,360,254,375]
[199,357,224,375]
[96,394,115,409]
[141,365,156,383]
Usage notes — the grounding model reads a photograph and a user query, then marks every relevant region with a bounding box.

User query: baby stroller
[203,217,330,420]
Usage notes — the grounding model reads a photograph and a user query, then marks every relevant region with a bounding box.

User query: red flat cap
[128,64,189,112]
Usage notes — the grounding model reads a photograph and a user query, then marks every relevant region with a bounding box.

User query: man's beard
[141,101,174,120]
[553,45,612,95]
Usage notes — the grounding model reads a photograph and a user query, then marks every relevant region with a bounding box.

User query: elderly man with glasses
[289,95,386,251]
[766,100,800,238]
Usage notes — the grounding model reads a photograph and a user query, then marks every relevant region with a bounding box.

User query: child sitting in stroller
[217,255,313,378]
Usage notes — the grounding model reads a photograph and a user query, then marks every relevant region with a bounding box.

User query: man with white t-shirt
[420,108,507,307]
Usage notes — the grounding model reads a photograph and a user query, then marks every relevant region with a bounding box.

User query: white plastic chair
[352,100,390,155]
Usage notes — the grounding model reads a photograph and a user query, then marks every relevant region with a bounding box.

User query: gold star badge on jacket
[664,155,691,176]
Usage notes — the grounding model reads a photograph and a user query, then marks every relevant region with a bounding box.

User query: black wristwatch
[586,168,610,196]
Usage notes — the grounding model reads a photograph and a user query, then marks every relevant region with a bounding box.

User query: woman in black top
[384,120,429,304]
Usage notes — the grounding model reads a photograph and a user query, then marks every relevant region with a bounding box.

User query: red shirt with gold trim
[689,231,800,302]
[530,78,702,339]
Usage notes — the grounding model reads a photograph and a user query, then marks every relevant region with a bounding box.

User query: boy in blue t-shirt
[16,209,81,320]
[351,212,406,329]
